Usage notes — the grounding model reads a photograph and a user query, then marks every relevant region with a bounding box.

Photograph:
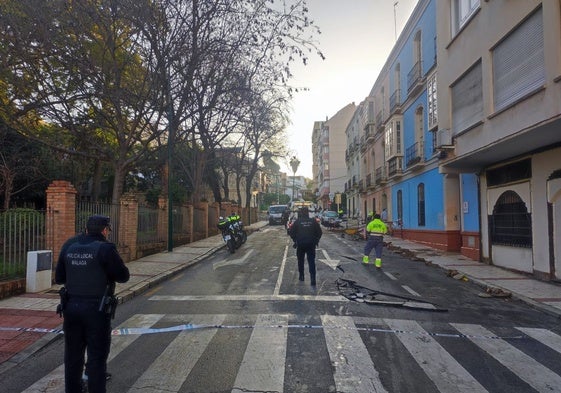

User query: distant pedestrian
[289,207,322,285]
[363,213,388,268]
[381,208,388,222]
[55,215,130,393]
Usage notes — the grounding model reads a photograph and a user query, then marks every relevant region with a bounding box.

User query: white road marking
[516,327,561,354]
[453,323,561,393]
[21,314,165,393]
[401,285,420,297]
[322,315,388,393]
[318,249,340,270]
[213,249,254,270]
[384,272,398,280]
[150,294,347,302]
[274,244,289,296]
[128,315,226,393]
[386,319,488,393]
[231,314,288,393]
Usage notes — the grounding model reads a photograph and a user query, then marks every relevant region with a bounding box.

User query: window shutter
[452,62,483,135]
[493,9,544,112]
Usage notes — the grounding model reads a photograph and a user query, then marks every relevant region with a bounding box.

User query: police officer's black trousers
[296,244,316,278]
[63,299,111,393]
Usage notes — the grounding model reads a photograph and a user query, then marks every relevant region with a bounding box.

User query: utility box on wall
[26,250,53,293]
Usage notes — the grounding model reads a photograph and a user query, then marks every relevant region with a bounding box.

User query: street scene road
[3,225,561,393]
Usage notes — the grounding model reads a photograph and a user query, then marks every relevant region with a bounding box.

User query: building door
[488,189,533,272]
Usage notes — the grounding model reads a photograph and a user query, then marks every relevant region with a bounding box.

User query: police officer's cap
[87,215,111,234]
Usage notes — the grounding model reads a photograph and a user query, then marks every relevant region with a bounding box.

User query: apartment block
[313,103,356,210]
[437,0,561,280]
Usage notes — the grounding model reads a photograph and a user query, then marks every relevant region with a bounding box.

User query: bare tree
[0,0,323,205]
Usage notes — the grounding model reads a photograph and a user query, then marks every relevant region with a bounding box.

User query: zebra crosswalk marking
[20,314,165,393]
[110,314,165,360]
[385,319,488,393]
[128,314,226,393]
[452,323,561,393]
[232,314,289,393]
[322,315,388,393]
[516,327,561,355]
[14,314,561,393]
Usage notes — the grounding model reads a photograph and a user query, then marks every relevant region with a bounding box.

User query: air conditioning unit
[436,129,454,149]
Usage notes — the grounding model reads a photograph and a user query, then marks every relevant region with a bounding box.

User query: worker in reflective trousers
[362,213,388,268]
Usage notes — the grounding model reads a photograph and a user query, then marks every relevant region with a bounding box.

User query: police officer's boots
[310,273,316,286]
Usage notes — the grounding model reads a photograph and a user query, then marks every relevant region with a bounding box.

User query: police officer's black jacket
[55,232,130,298]
[289,216,322,247]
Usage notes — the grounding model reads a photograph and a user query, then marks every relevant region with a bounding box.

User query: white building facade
[437,0,561,280]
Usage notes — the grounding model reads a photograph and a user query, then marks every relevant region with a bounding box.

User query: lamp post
[289,156,300,202]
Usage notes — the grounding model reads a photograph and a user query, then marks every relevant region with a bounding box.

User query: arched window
[418,183,426,226]
[489,191,532,248]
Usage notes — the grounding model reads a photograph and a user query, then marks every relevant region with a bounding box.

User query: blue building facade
[357,0,480,255]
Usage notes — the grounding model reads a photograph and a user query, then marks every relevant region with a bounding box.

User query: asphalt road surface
[4,225,561,393]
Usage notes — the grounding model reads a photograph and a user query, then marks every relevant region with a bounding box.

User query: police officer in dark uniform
[55,215,130,393]
[289,207,322,286]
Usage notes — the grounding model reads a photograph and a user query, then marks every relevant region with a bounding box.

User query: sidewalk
[1,222,560,373]
[386,237,561,317]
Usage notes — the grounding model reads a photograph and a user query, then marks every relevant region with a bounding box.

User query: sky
[281,0,418,178]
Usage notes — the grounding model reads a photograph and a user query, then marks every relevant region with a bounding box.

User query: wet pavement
[1,221,560,373]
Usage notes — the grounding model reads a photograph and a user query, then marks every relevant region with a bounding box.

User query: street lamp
[289,156,300,202]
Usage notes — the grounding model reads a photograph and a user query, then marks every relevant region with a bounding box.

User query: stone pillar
[119,193,138,262]
[195,202,209,238]
[46,181,77,266]
[158,196,168,246]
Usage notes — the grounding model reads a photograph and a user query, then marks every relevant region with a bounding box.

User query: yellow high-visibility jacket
[366,218,388,235]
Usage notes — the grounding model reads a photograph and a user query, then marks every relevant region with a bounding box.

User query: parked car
[321,210,341,228]
[267,204,289,225]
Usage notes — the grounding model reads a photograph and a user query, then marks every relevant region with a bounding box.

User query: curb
[387,242,561,319]
[0,227,266,372]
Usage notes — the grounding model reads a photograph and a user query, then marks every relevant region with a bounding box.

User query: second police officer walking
[55,215,130,393]
[289,206,322,285]
[362,213,388,268]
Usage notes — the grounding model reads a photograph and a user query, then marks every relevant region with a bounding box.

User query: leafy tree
[0,0,323,206]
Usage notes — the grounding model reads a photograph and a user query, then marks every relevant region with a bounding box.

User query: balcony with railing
[388,156,403,177]
[407,61,424,96]
[375,166,387,185]
[360,135,367,152]
[406,141,424,170]
[390,89,401,114]
[358,179,365,193]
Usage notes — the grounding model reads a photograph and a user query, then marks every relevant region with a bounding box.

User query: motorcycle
[228,214,247,248]
[218,217,237,253]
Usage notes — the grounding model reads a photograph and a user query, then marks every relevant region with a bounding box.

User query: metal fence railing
[137,205,163,244]
[0,209,46,280]
[76,201,121,245]
[1,201,259,283]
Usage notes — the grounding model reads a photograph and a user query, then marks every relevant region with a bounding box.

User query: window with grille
[492,8,544,112]
[489,191,532,248]
[427,73,438,130]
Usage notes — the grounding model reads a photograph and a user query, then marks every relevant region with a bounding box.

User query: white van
[267,205,288,225]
